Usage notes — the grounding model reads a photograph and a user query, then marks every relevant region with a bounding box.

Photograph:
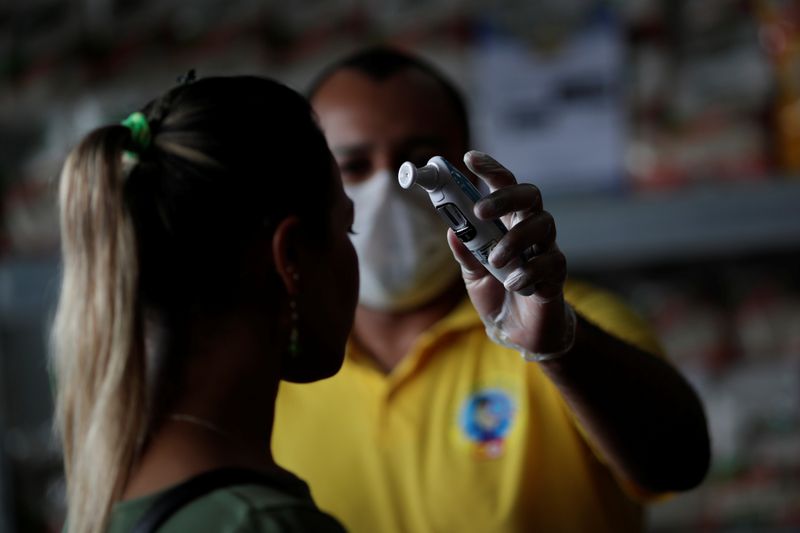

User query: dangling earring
[289,272,300,357]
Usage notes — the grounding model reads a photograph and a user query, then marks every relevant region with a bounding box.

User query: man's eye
[339,159,371,178]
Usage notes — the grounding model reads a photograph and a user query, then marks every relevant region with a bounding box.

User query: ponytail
[52,126,148,533]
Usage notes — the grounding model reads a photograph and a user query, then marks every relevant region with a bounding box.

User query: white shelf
[548,180,800,270]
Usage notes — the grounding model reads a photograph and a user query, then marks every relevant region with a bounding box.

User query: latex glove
[446,150,575,361]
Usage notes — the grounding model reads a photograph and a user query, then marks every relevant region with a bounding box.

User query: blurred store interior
[1,0,800,531]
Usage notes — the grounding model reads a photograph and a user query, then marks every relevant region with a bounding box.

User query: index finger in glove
[474,183,543,221]
[464,150,517,192]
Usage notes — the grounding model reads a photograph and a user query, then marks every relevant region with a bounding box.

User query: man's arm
[539,310,710,493]
[448,150,710,494]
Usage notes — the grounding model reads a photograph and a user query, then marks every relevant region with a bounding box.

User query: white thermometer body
[399,156,530,294]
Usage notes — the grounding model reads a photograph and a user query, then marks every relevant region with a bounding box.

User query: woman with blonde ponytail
[52,76,358,532]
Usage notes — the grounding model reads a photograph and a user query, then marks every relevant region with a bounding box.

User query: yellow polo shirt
[273,280,664,533]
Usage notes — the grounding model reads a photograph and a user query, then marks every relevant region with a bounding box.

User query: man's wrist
[521,304,577,363]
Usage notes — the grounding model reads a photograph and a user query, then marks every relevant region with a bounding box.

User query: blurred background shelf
[552,180,800,271]
[5,178,800,278]
[3,0,800,531]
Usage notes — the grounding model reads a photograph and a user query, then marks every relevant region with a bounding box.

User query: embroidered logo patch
[459,388,516,459]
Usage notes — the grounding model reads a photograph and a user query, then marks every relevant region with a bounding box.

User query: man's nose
[374,153,398,176]
[384,147,417,173]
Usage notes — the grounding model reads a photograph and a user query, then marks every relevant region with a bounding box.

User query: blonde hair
[52,127,147,533]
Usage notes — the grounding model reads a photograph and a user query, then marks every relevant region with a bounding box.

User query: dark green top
[107,473,346,532]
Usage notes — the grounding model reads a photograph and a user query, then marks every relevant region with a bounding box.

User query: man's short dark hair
[308,46,470,144]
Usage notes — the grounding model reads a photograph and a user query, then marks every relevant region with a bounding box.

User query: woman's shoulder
[219,483,346,532]
[109,481,346,533]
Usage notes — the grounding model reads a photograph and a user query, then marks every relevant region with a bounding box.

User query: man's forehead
[312,68,453,115]
[330,135,445,157]
[316,72,458,148]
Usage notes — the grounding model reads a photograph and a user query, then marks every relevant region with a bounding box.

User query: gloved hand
[446,150,576,361]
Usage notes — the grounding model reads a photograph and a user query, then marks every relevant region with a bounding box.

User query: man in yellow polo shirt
[273,46,710,532]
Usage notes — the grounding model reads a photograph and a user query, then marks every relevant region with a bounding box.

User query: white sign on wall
[470,15,626,196]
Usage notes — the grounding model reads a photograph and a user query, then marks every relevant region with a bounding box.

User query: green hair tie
[121,111,152,152]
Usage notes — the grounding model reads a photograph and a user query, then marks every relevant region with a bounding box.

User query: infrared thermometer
[398,156,534,296]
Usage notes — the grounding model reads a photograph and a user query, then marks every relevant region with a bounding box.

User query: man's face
[310,67,468,311]
[311,68,467,185]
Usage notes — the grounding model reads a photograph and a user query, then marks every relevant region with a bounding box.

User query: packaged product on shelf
[632,280,738,372]
[755,0,800,174]
[627,1,773,190]
[734,281,800,361]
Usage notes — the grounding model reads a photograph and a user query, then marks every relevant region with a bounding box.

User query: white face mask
[344,170,461,311]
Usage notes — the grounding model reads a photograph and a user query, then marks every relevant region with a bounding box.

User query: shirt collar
[344,296,482,383]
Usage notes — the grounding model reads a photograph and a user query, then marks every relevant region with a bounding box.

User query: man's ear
[272,215,303,296]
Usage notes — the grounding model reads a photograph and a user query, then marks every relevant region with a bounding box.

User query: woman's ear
[272,215,302,295]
